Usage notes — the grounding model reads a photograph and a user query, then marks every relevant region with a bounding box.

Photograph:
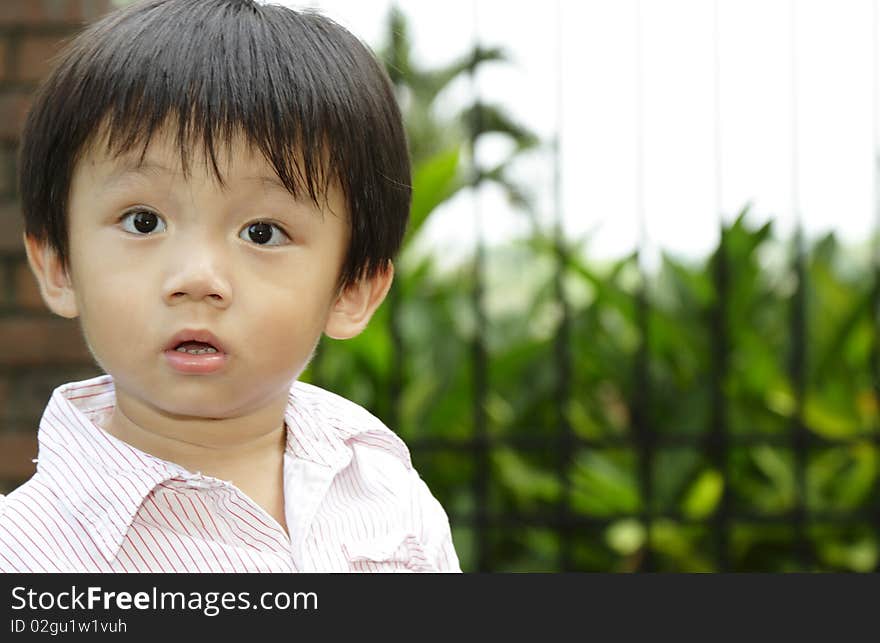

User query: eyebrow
[100,158,292,194]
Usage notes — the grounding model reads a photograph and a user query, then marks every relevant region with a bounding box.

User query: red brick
[0,376,8,416]
[0,91,33,142]
[14,259,45,311]
[0,202,24,252]
[17,35,67,82]
[12,366,102,426]
[0,433,37,481]
[0,0,114,26]
[0,317,92,366]
[0,146,15,196]
[0,40,8,82]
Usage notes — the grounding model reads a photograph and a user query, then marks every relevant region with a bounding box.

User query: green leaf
[571,450,641,516]
[681,469,724,520]
[804,392,862,440]
[405,147,461,247]
[605,519,645,555]
[491,448,561,508]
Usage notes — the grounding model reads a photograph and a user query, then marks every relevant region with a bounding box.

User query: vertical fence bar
[871,0,880,573]
[552,0,573,572]
[387,260,403,433]
[790,234,810,568]
[709,0,731,572]
[789,0,812,570]
[468,0,490,573]
[633,0,655,572]
[386,2,405,434]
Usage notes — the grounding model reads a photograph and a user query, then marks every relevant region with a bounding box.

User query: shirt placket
[200,475,294,572]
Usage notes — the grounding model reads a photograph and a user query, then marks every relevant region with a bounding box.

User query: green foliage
[306,9,879,572]
[316,201,880,571]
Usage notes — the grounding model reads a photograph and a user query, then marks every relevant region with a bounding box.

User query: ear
[22,233,79,319]
[324,262,394,340]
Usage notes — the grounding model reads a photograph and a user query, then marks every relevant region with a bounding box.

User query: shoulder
[289,383,461,572]
[0,476,68,572]
[290,380,413,471]
[0,475,61,527]
[1,476,39,518]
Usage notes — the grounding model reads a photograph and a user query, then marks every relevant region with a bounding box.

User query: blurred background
[0,0,879,572]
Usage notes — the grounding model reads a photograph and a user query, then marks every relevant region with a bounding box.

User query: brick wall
[0,0,116,492]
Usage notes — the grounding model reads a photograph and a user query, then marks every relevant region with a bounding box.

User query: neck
[101,389,290,535]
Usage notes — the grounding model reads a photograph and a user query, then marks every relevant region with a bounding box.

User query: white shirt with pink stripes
[0,374,460,573]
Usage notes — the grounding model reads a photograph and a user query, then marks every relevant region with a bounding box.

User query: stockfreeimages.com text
[11,586,317,617]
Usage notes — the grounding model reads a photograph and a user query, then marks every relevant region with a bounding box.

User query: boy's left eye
[239,221,291,246]
[118,209,290,246]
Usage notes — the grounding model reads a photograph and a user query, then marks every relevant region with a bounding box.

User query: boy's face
[28,124,390,423]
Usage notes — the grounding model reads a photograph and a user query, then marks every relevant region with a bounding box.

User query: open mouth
[173,341,220,355]
[163,329,228,374]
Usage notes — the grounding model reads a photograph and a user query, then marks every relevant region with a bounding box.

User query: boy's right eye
[119,208,167,235]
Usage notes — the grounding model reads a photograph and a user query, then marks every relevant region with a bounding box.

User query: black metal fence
[376,0,880,572]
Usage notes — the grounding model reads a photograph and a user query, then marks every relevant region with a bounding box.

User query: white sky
[282,0,879,265]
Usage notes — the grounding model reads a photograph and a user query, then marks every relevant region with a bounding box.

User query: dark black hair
[18,0,410,290]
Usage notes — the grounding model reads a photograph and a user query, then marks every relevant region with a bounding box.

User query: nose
[162,241,232,309]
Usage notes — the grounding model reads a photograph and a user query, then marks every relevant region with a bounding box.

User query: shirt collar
[35,374,411,565]
[284,380,412,470]
[35,375,180,562]
[281,381,413,571]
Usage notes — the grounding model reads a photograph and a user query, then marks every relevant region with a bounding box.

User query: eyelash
[117,208,292,246]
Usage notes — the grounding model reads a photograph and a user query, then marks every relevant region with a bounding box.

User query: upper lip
[164,328,228,354]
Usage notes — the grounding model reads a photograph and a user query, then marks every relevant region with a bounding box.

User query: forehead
[79,122,286,190]
[70,120,349,228]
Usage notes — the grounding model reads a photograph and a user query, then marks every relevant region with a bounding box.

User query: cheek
[75,285,149,359]
[69,249,150,358]
[75,262,145,318]
[242,275,334,359]
[69,232,124,298]
[247,289,326,345]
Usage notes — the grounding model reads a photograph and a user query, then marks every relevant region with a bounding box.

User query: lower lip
[163,349,228,374]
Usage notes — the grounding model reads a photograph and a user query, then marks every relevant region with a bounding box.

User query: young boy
[0,0,460,572]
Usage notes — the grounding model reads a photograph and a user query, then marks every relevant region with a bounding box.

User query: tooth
[174,346,219,355]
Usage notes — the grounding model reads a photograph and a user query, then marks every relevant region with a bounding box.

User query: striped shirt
[0,375,460,572]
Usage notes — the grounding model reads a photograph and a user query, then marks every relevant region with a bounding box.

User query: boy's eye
[120,208,166,235]
[119,209,290,246]
[239,221,290,246]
